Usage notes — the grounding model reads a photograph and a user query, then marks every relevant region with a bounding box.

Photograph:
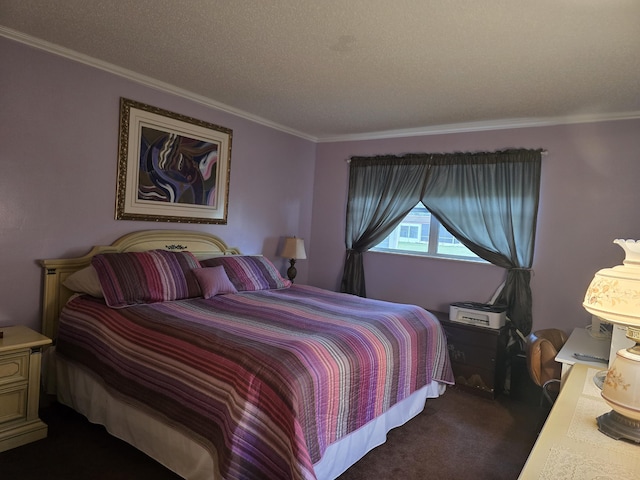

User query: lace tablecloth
[519,364,640,480]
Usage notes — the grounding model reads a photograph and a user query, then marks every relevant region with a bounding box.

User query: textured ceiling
[2,1,639,141]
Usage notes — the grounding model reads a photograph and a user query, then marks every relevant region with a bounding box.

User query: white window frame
[399,223,421,243]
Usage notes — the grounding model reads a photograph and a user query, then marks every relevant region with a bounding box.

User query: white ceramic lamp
[280,237,306,283]
[583,239,640,443]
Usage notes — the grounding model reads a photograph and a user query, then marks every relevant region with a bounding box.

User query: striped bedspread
[57,285,453,480]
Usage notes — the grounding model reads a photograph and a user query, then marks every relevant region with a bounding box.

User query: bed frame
[40,229,240,341]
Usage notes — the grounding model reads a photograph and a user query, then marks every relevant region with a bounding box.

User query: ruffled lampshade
[583,239,640,443]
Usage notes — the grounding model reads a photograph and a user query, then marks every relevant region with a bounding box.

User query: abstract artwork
[116,98,232,224]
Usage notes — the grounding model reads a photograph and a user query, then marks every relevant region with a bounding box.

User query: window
[372,203,483,261]
[399,224,420,242]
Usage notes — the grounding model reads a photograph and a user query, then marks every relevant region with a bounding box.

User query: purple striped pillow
[201,255,291,291]
[193,266,238,298]
[92,250,202,308]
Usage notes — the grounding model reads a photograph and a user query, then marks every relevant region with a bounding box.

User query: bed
[40,229,453,480]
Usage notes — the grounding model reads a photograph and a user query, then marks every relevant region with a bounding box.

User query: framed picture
[116,98,232,224]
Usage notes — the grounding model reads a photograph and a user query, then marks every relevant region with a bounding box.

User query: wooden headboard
[40,229,241,341]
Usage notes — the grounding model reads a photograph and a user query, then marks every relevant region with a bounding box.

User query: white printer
[449,302,507,329]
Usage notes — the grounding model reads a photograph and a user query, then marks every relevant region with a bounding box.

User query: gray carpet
[338,387,542,479]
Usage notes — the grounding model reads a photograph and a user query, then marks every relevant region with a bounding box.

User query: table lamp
[583,239,640,443]
[280,237,306,283]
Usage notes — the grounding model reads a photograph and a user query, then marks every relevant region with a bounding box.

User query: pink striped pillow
[92,250,202,308]
[201,255,291,291]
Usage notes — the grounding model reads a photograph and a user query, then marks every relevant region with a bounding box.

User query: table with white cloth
[518,363,640,479]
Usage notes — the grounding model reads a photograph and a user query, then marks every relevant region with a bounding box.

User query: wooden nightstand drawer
[0,384,28,426]
[0,351,29,387]
[447,341,497,370]
[0,325,52,452]
[444,326,500,350]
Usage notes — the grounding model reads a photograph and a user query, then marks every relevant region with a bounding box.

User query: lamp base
[286,259,297,283]
[597,410,640,444]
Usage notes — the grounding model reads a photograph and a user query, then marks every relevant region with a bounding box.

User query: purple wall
[311,120,640,334]
[3,35,639,338]
[0,38,315,330]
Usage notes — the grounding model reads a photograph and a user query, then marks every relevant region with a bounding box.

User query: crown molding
[315,111,640,143]
[3,26,639,145]
[0,27,317,142]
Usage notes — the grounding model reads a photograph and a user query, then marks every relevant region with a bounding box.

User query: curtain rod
[346,149,548,162]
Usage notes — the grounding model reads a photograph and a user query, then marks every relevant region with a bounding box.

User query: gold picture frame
[116,98,232,224]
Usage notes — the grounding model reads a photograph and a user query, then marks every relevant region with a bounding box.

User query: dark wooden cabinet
[431,311,509,399]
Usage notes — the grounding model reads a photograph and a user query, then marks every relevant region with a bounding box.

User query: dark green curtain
[341,149,542,336]
[340,157,431,296]
[420,150,542,335]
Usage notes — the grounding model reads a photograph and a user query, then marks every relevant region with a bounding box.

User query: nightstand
[432,311,509,399]
[0,325,52,452]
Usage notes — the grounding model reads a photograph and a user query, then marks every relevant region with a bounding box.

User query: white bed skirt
[55,356,445,480]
